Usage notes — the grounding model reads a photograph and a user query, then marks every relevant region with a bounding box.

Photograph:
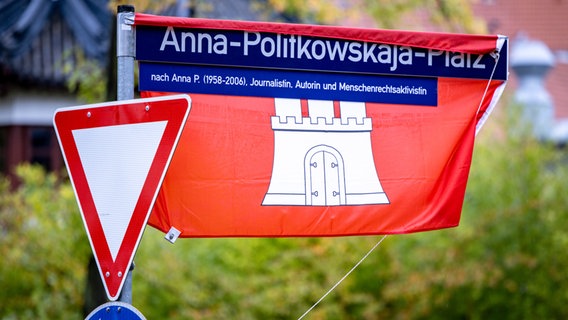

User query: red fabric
[144,79,505,237]
[134,13,507,237]
[134,13,499,55]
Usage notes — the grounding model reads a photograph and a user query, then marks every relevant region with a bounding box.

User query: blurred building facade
[0,0,112,180]
[0,0,268,181]
[472,0,568,142]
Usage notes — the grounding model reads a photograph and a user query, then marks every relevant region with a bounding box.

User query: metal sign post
[116,4,135,305]
[117,5,135,101]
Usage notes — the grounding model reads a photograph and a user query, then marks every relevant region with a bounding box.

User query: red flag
[134,14,507,237]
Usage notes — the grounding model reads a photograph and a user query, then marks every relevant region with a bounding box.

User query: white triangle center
[73,121,167,261]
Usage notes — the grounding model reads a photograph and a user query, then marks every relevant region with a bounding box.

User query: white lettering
[326,41,349,60]
[451,52,466,68]
[428,49,444,66]
[297,36,312,59]
[213,34,228,54]
[289,36,297,59]
[172,74,192,82]
[160,26,180,51]
[197,33,212,53]
[397,46,413,71]
[473,54,486,69]
[348,42,362,62]
[180,32,195,52]
[151,73,169,81]
[363,43,377,63]
[157,29,493,78]
[261,37,276,56]
[244,32,261,56]
[377,44,392,64]
[311,40,326,60]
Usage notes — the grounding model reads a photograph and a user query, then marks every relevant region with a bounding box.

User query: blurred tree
[110,0,177,12]
[63,49,109,104]
[0,165,90,319]
[263,0,486,33]
[363,0,486,33]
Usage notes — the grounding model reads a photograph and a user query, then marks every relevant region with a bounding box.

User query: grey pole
[117,5,135,101]
[116,4,135,304]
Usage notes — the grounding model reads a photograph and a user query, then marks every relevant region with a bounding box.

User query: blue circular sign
[85,302,146,320]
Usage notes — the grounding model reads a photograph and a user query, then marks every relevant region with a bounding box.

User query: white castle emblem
[263,98,389,206]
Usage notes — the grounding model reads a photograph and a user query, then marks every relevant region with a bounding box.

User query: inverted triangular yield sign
[53,94,191,301]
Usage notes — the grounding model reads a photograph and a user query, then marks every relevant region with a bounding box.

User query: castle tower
[262,98,389,206]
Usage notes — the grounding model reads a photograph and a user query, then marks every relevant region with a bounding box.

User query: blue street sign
[139,62,438,106]
[85,302,146,320]
[135,25,508,81]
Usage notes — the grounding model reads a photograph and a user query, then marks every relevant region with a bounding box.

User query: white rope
[475,49,502,135]
[297,235,389,320]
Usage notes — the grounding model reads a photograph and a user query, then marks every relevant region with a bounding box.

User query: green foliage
[363,0,486,33]
[62,49,108,104]
[110,0,176,13]
[0,165,90,319]
[133,235,361,319]
[256,0,345,24]
[259,0,485,33]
